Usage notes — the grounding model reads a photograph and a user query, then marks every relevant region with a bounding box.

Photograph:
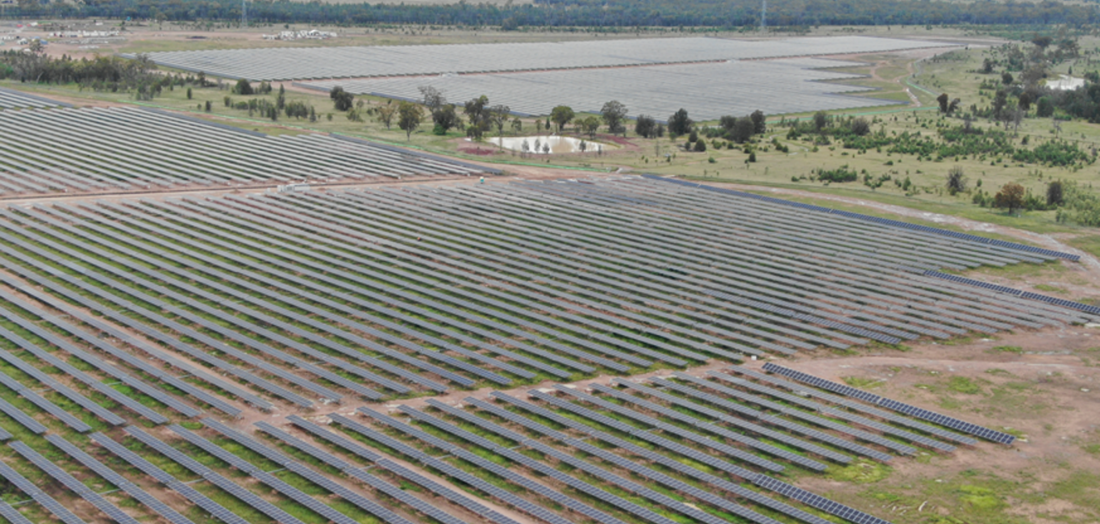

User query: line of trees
[5,0,1098,27]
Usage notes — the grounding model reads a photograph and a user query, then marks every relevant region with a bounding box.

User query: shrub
[693,140,707,152]
[813,165,857,182]
[946,165,967,195]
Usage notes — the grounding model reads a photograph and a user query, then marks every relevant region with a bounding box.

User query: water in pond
[484,135,610,154]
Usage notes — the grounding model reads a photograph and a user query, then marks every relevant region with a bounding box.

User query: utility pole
[761,0,766,32]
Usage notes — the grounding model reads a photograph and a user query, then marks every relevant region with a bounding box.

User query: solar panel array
[0,106,494,196]
[0,175,1084,419]
[132,35,953,81]
[763,363,1017,444]
[305,57,900,121]
[0,87,67,110]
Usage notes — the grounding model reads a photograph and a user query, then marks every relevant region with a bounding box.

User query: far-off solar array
[304,57,892,121]
[0,106,493,195]
[131,35,954,81]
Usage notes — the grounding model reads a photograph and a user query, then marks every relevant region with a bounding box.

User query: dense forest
[6,0,1100,28]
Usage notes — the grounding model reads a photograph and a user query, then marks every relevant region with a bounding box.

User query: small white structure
[276,182,311,193]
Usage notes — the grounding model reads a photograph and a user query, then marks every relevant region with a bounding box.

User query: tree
[511,118,522,133]
[233,79,253,95]
[812,111,829,132]
[186,87,192,100]
[635,115,656,138]
[204,100,212,112]
[550,106,575,133]
[992,89,1008,118]
[981,58,995,74]
[667,108,692,137]
[419,86,446,113]
[489,104,511,139]
[276,84,286,111]
[433,104,461,133]
[693,140,707,152]
[945,166,967,195]
[1018,92,1032,112]
[397,102,424,140]
[577,116,600,138]
[730,117,755,143]
[750,110,766,134]
[937,93,949,113]
[948,98,961,114]
[376,103,397,129]
[330,86,354,111]
[1036,96,1054,117]
[464,95,491,139]
[1001,72,1014,85]
[1031,35,1053,49]
[600,100,628,135]
[993,182,1026,214]
[1047,180,1064,206]
[849,117,870,136]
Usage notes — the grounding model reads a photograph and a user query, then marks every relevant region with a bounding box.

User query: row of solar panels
[0,358,1005,524]
[924,270,1100,316]
[642,175,1079,261]
[762,363,1017,444]
[0,106,493,195]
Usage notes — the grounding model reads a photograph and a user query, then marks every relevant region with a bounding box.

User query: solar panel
[47,434,196,524]
[754,476,892,524]
[764,363,1015,444]
[10,441,141,524]
[0,459,85,524]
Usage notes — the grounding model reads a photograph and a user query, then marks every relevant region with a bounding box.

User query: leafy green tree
[635,115,656,138]
[433,104,461,133]
[667,108,692,137]
[730,117,754,143]
[601,100,628,135]
[489,104,511,139]
[849,117,870,136]
[233,79,254,95]
[1047,180,1064,206]
[937,93,949,113]
[550,105,575,133]
[994,182,1026,214]
[750,110,766,134]
[276,84,286,111]
[397,102,424,140]
[1036,96,1054,117]
[693,140,707,152]
[577,116,600,138]
[812,111,829,132]
[376,103,396,129]
[464,95,491,139]
[1001,72,1014,85]
[1018,92,1032,112]
[330,86,354,111]
[186,87,192,99]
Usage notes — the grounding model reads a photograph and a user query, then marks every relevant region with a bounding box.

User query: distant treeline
[8,0,1100,27]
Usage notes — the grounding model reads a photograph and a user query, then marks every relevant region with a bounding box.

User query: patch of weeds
[957,484,1005,511]
[842,376,882,389]
[988,345,1023,354]
[1083,444,1100,455]
[1033,284,1068,294]
[946,376,982,394]
[827,459,892,484]
[985,368,1013,376]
